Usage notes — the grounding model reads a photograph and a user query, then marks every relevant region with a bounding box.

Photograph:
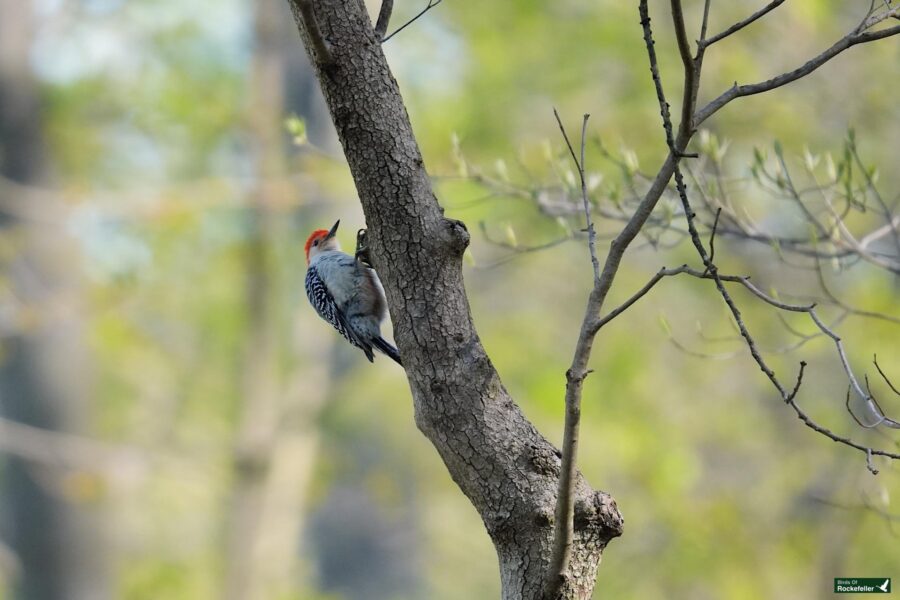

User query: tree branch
[374,0,394,41]
[287,2,622,598]
[644,0,900,468]
[699,0,786,49]
[699,0,712,45]
[295,0,333,65]
[382,0,443,43]
[287,0,900,594]
[588,263,900,461]
[545,111,596,599]
[669,0,699,135]
[593,267,671,331]
[695,10,900,127]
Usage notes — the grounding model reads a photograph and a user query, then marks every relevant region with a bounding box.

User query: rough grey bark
[285,1,623,598]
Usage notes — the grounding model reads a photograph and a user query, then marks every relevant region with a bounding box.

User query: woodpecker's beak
[325,220,340,240]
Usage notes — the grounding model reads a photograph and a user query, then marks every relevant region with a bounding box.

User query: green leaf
[495,158,509,182]
[451,132,468,177]
[802,145,820,171]
[825,152,837,181]
[753,146,766,166]
[284,113,307,145]
[504,223,518,247]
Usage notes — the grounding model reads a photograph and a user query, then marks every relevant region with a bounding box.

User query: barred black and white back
[305,266,367,351]
[305,254,402,365]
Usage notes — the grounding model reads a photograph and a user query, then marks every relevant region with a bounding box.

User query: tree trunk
[285,2,623,598]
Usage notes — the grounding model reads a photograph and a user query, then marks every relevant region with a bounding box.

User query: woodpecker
[304,220,402,365]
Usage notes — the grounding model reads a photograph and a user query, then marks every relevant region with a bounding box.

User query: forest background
[0,0,898,598]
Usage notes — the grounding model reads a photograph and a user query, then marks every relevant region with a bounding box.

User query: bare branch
[695,10,900,126]
[647,1,778,396]
[670,0,703,134]
[286,0,900,593]
[874,354,900,397]
[866,448,879,475]
[477,225,574,269]
[546,111,595,598]
[808,311,900,429]
[590,259,900,453]
[669,0,694,71]
[811,493,900,525]
[291,1,626,595]
[847,137,900,258]
[677,216,900,443]
[374,0,394,40]
[699,0,786,49]
[706,207,722,268]
[382,0,443,43]
[846,377,896,430]
[643,0,900,463]
[774,145,831,238]
[295,0,333,65]
[699,0,712,44]
[812,255,900,326]
[639,3,677,153]
[665,267,900,459]
[594,267,671,331]
[789,388,900,461]
[553,109,600,283]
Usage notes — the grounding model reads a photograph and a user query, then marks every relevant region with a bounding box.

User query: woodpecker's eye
[313,240,319,246]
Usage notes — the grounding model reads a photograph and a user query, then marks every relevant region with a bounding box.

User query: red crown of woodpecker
[304,229,330,264]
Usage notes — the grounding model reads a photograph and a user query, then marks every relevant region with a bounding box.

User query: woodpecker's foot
[355,228,373,267]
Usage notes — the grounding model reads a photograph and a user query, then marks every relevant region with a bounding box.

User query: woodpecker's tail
[372,336,402,366]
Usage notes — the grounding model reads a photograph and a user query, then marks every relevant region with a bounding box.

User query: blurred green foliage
[2,0,898,599]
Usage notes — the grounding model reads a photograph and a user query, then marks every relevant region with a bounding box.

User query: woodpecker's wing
[305,266,373,359]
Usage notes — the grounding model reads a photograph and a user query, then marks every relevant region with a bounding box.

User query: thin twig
[699,0,787,49]
[695,12,900,126]
[812,255,900,325]
[666,269,900,459]
[553,109,600,283]
[593,262,900,447]
[847,377,895,429]
[545,111,595,598]
[811,493,900,524]
[382,0,443,43]
[874,355,900,397]
[706,207,722,268]
[774,145,831,239]
[650,3,768,394]
[646,0,900,464]
[670,0,703,134]
[699,0,712,44]
[867,448,879,475]
[594,268,671,331]
[374,0,394,40]
[848,138,900,261]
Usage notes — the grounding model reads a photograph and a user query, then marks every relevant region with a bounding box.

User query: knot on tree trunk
[441,217,470,256]
[575,490,624,540]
